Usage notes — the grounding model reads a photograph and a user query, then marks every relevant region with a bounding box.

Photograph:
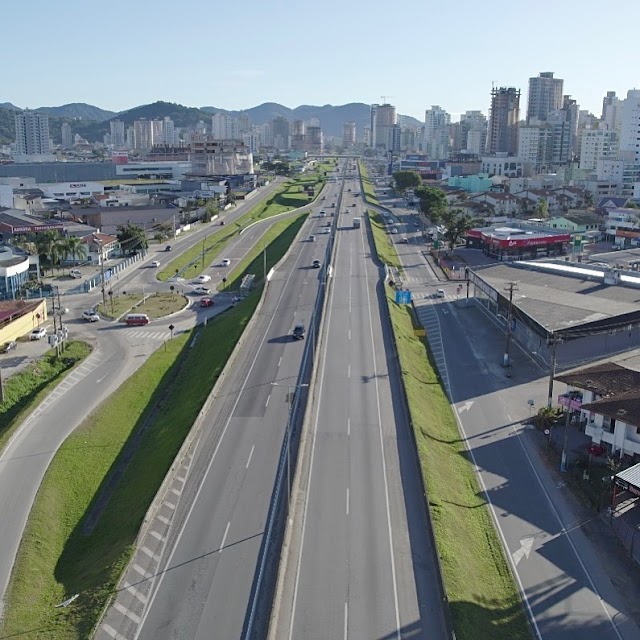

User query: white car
[151,260,161,268]
[195,274,211,284]
[69,269,82,279]
[193,286,211,295]
[82,310,100,322]
[221,258,231,267]
[30,327,47,340]
[435,289,446,298]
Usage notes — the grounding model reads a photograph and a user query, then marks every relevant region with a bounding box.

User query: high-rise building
[601,91,623,131]
[271,116,290,150]
[371,103,397,151]
[423,106,450,160]
[342,121,356,148]
[212,113,239,140]
[486,87,520,155]
[152,119,164,145]
[163,116,176,145]
[526,72,563,124]
[579,129,618,171]
[459,111,487,156]
[110,119,126,148]
[305,125,323,154]
[14,111,51,155]
[620,90,640,165]
[133,119,154,150]
[61,122,73,149]
[290,120,306,151]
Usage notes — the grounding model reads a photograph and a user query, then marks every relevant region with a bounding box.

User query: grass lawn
[366,198,531,639]
[1,290,263,639]
[367,210,403,271]
[359,161,380,204]
[96,292,187,321]
[217,212,308,291]
[0,342,92,455]
[157,171,327,283]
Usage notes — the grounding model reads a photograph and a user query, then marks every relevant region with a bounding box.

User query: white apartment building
[212,113,239,140]
[481,154,527,178]
[423,106,450,160]
[110,120,126,148]
[602,91,623,131]
[580,129,618,171]
[604,207,640,245]
[620,90,640,165]
[13,111,55,162]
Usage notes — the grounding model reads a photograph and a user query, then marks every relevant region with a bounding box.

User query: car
[195,274,211,284]
[200,297,214,307]
[151,260,161,267]
[435,289,446,298]
[390,228,399,234]
[352,203,357,207]
[312,259,321,268]
[220,220,225,225]
[401,237,409,244]
[69,269,82,279]
[221,258,231,267]
[319,211,327,217]
[165,245,172,252]
[331,203,336,207]
[292,324,306,340]
[322,228,330,234]
[30,327,47,340]
[82,310,100,322]
[309,235,316,242]
[232,295,243,304]
[193,286,211,295]
[1,341,17,353]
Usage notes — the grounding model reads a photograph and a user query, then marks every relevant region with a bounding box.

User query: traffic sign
[395,290,412,304]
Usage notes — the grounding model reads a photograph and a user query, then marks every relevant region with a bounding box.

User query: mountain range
[0,100,422,145]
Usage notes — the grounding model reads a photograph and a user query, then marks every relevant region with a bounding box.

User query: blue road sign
[395,290,412,304]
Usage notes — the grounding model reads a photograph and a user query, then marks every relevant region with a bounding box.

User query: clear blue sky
[4,0,638,121]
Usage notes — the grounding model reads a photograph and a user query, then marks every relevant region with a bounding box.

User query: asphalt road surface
[270,178,449,639]
[110,187,341,640]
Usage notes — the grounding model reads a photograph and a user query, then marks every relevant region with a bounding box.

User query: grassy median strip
[158,170,327,283]
[0,293,261,638]
[0,341,92,455]
[359,160,379,204]
[366,208,530,638]
[367,210,402,271]
[96,292,188,321]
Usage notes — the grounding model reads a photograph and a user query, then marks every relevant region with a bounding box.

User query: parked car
[221,258,231,267]
[82,310,100,322]
[193,286,211,295]
[151,260,161,267]
[435,289,446,298]
[195,274,211,284]
[200,297,214,307]
[30,327,47,340]
[69,269,82,279]
[1,341,17,353]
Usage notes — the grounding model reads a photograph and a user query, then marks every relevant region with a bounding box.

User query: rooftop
[555,362,640,397]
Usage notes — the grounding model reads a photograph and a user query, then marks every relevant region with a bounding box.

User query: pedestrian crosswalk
[124,329,170,342]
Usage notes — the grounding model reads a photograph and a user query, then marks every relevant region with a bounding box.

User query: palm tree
[34,230,61,276]
[63,236,87,266]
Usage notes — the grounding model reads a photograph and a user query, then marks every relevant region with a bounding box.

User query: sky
[3,0,639,121]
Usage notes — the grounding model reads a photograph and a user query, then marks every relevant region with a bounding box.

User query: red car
[200,297,214,308]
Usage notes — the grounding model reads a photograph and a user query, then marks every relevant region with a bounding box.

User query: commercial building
[486,87,520,156]
[0,244,36,299]
[39,181,105,200]
[620,90,640,166]
[0,209,64,237]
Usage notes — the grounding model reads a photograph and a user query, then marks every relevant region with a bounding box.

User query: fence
[83,252,144,294]
[608,506,640,566]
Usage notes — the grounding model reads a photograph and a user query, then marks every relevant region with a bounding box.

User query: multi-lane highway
[270,174,449,639]
[97,179,342,639]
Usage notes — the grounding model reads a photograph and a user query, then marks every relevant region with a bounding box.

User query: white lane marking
[141,546,161,562]
[246,445,255,469]
[347,418,350,437]
[124,582,148,604]
[149,530,166,543]
[171,487,181,497]
[344,602,348,640]
[348,329,351,340]
[136,243,311,639]
[164,501,176,510]
[346,488,350,516]
[265,394,271,408]
[133,564,152,579]
[219,521,231,553]
[114,601,141,624]
[347,364,351,379]
[360,224,401,638]
[176,475,186,483]
[278,356,282,367]
[156,515,170,526]
[101,622,128,639]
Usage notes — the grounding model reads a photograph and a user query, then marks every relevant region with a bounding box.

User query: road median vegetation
[0,212,311,639]
[363,163,530,638]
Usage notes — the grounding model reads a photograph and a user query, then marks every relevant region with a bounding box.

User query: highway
[0,176,292,611]
[270,173,449,639]
[362,169,640,639]
[96,179,342,639]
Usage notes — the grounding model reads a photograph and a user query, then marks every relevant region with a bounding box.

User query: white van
[69,269,82,279]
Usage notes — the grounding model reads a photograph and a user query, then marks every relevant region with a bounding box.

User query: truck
[353,217,361,229]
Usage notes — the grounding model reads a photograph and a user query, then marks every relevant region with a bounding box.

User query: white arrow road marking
[457,401,474,413]
[512,537,535,566]
[96,372,111,384]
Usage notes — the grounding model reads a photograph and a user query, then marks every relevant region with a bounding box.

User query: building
[481,153,527,178]
[0,244,38,299]
[211,113,239,140]
[458,111,487,156]
[423,106,450,160]
[0,209,64,237]
[61,123,73,150]
[189,137,253,176]
[371,103,397,152]
[603,207,640,247]
[38,181,105,200]
[486,87,520,155]
[290,120,306,152]
[602,91,623,132]
[546,211,601,235]
[110,120,126,148]
[271,116,290,150]
[526,72,563,124]
[342,121,356,148]
[133,119,154,150]
[115,161,190,180]
[14,111,53,160]
[580,129,618,171]
[162,117,176,145]
[305,125,323,154]
[620,90,640,166]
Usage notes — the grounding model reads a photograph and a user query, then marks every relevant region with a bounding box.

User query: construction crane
[380,95,394,104]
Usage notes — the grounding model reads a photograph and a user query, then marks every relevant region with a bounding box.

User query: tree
[392,171,422,194]
[441,209,475,249]
[535,199,549,219]
[415,186,447,224]
[34,230,62,275]
[63,235,88,267]
[116,223,148,255]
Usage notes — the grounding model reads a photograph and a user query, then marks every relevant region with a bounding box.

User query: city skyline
[3,0,639,121]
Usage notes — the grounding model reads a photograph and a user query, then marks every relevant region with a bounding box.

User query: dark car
[292,324,305,340]
[200,297,214,307]
[1,341,17,353]
[165,245,172,251]
[312,259,321,269]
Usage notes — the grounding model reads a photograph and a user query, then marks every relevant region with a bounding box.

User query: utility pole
[561,401,572,472]
[503,282,518,367]
[547,334,560,408]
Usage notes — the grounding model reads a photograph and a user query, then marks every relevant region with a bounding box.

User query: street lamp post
[94,237,107,312]
[271,382,309,509]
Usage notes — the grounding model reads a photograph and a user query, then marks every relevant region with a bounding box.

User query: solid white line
[114,601,141,623]
[219,521,231,553]
[278,356,282,367]
[346,488,350,516]
[348,329,351,340]
[347,418,350,437]
[347,364,351,379]
[344,601,348,640]
[360,223,401,638]
[246,444,255,469]
[136,243,310,639]
[265,394,271,408]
